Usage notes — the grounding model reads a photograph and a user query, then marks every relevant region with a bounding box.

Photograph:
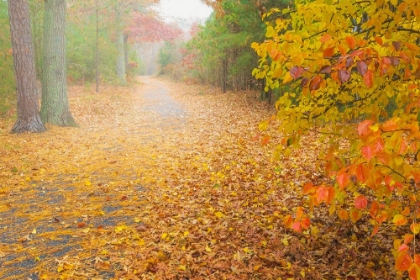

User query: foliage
[185,0,288,91]
[252,0,420,276]
[0,1,15,117]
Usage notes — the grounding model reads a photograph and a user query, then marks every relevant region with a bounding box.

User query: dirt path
[0,77,385,279]
[0,76,192,279]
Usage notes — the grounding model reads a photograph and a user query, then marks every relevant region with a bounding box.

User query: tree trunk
[8,0,46,133]
[95,0,99,92]
[115,1,126,84]
[41,0,77,127]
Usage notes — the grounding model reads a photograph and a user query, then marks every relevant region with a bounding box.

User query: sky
[155,0,213,22]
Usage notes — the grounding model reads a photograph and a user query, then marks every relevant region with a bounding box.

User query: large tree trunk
[8,0,46,133]
[115,1,127,84]
[41,0,77,127]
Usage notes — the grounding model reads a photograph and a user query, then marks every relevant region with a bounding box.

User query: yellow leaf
[40,274,48,280]
[266,26,275,38]
[215,211,225,218]
[184,231,189,237]
[161,233,168,239]
[134,217,141,223]
[115,225,127,234]
[369,123,379,132]
[138,239,145,246]
[82,228,90,233]
[243,247,252,253]
[282,72,293,85]
[178,265,187,271]
[85,180,92,186]
[32,229,37,234]
[393,214,407,226]
[259,120,270,131]
[205,245,212,252]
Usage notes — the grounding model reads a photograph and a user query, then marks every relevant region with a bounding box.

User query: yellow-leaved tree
[252,0,420,277]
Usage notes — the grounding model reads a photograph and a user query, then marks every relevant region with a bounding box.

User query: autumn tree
[252,0,420,276]
[187,0,288,93]
[40,0,77,127]
[8,0,46,133]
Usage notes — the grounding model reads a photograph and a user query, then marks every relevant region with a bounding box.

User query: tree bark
[8,0,46,133]
[41,0,77,127]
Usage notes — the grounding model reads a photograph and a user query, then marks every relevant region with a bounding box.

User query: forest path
[0,77,375,279]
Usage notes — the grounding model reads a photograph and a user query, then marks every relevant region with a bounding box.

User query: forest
[0,0,420,278]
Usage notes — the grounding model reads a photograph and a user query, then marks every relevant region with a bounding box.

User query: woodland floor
[0,77,400,279]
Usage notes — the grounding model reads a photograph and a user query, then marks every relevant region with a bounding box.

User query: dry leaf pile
[0,77,396,279]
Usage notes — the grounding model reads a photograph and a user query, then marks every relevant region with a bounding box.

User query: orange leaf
[374,36,383,45]
[320,34,332,43]
[316,186,329,203]
[338,209,349,220]
[300,217,310,230]
[355,164,369,183]
[363,70,374,88]
[371,224,379,236]
[396,252,412,271]
[354,195,368,209]
[295,207,304,220]
[261,135,270,146]
[358,120,374,136]
[336,171,349,189]
[405,234,414,245]
[350,208,362,223]
[346,36,357,49]
[323,47,335,58]
[303,182,315,195]
[393,214,408,226]
[362,145,373,160]
[409,263,420,280]
[283,215,293,228]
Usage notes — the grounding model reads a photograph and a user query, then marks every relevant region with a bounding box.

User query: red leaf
[362,145,373,160]
[338,69,351,83]
[363,70,374,88]
[354,195,368,209]
[356,61,368,76]
[393,41,402,51]
[290,66,305,79]
[399,244,410,252]
[346,56,354,68]
[357,120,374,136]
[319,65,332,74]
[291,221,302,232]
[301,77,309,87]
[309,75,323,91]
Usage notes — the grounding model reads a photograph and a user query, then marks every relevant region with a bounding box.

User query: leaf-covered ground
[0,77,398,279]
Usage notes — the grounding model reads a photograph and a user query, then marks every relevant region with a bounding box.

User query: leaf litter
[0,77,398,279]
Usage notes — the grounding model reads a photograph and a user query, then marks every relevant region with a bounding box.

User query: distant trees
[182,0,289,95]
[7,0,46,133]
